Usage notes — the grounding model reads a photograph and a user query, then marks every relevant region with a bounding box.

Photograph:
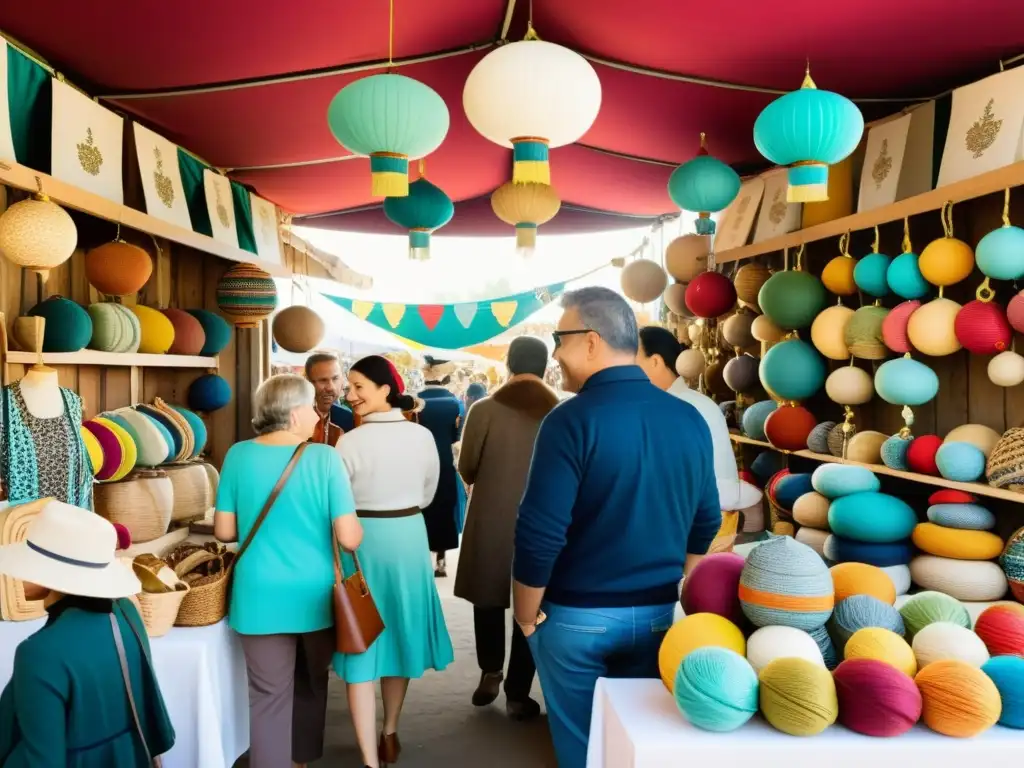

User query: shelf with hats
[4,350,218,369]
[730,433,1024,505]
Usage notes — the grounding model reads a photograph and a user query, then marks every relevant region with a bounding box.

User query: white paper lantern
[463,39,602,185]
[0,197,78,278]
[988,350,1024,387]
[621,259,668,303]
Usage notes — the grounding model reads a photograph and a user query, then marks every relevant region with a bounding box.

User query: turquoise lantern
[753,66,864,203]
[667,133,741,235]
[383,163,454,260]
[327,73,450,198]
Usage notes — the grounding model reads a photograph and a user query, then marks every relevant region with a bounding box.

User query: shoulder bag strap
[233,443,308,567]
[110,612,157,767]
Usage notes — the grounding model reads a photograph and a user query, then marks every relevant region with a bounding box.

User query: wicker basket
[167,543,234,626]
[164,463,212,524]
[137,583,190,637]
[94,470,174,543]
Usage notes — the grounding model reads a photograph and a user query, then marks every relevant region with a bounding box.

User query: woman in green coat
[0,500,175,766]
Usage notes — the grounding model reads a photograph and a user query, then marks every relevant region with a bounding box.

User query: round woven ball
[665,234,709,281]
[621,258,668,303]
[907,297,962,356]
[0,197,77,274]
[845,627,917,677]
[758,270,827,330]
[906,434,942,475]
[85,240,153,296]
[187,309,232,356]
[821,255,857,296]
[808,624,838,669]
[723,354,760,394]
[739,536,834,630]
[844,305,889,360]
[130,305,175,355]
[913,621,990,669]
[915,659,1001,737]
[824,365,873,405]
[763,404,816,451]
[721,312,755,348]
[1001,528,1024,602]
[810,305,854,360]
[955,298,1012,355]
[826,423,854,457]
[899,591,971,641]
[216,262,278,328]
[685,271,736,318]
[759,339,826,401]
[734,262,771,310]
[272,305,326,354]
[982,655,1024,728]
[673,647,759,732]
[675,348,706,381]
[681,552,745,626]
[188,374,232,412]
[663,283,689,316]
[974,605,1024,657]
[910,556,1008,602]
[828,595,904,653]
[919,237,976,287]
[807,421,835,454]
[27,296,92,353]
[831,563,897,605]
[881,433,912,470]
[792,492,830,529]
[833,658,922,736]
[658,613,745,692]
[758,657,838,736]
[162,308,206,356]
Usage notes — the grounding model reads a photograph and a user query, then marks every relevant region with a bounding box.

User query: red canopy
[2,1,1022,235]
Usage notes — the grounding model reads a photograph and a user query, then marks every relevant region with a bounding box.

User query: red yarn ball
[834,658,922,736]
[684,272,736,319]
[954,299,1012,355]
[974,605,1024,657]
[763,404,816,451]
[928,489,978,505]
[907,434,942,475]
[681,552,746,625]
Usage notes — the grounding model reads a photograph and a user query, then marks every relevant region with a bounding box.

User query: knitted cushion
[113,407,170,467]
[909,555,1008,602]
[828,492,917,543]
[811,464,880,498]
[823,535,914,567]
[912,523,1004,561]
[926,503,996,531]
[739,536,834,630]
[188,374,232,412]
[929,489,977,505]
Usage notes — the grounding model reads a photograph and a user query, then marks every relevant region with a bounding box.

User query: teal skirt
[333,515,454,683]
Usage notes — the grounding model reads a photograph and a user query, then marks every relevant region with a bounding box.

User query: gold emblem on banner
[76,128,103,176]
[966,98,1002,159]
[258,206,274,245]
[214,184,230,228]
[732,195,751,230]
[872,138,892,189]
[768,189,786,225]
[153,148,175,208]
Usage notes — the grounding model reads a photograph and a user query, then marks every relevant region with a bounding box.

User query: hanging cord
[794,243,805,271]
[901,218,912,254]
[1003,188,1012,227]
[387,0,395,67]
[941,200,955,238]
[783,247,789,272]
[839,231,851,258]
[871,225,880,254]
[525,0,540,40]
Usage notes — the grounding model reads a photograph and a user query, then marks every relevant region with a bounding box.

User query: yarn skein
[974,604,1024,657]
[745,626,825,673]
[915,660,1002,738]
[899,591,972,641]
[673,647,759,732]
[808,624,838,670]
[844,627,917,677]
[833,658,922,737]
[681,552,746,626]
[758,657,838,736]
[827,595,905,654]
[658,613,746,692]
[912,621,990,669]
[982,655,1024,729]
[739,536,834,630]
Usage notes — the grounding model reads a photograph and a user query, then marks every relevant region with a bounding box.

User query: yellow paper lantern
[0,196,78,279]
[907,298,962,357]
[490,180,561,249]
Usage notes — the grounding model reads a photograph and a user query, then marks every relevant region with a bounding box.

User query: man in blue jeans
[513,287,721,767]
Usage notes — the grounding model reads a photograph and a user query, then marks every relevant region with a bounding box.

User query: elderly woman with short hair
[215,374,363,768]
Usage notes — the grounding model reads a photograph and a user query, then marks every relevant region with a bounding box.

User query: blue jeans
[527,601,676,768]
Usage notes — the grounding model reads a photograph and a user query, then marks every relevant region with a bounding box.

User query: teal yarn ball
[880,434,912,470]
[28,296,93,352]
[854,253,892,298]
[898,591,971,641]
[935,441,986,482]
[828,492,917,543]
[874,357,939,406]
[887,252,930,299]
[673,647,758,732]
[759,339,826,401]
[828,595,905,654]
[187,309,232,356]
[811,464,880,499]
[808,624,838,669]
[982,655,1024,728]
[741,400,778,441]
[739,536,834,630]
[976,225,1024,281]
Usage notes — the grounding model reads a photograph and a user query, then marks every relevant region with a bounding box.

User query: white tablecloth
[0,618,249,768]
[588,678,1021,768]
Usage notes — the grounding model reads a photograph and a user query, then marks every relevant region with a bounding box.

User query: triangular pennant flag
[454,302,478,329]
[352,300,375,321]
[418,305,444,331]
[382,303,406,328]
[491,300,518,328]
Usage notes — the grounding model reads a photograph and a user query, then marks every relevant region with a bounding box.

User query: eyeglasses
[552,329,597,349]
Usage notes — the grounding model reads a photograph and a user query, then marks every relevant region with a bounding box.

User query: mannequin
[18,363,64,419]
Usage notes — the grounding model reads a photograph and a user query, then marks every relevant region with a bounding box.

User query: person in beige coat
[455,336,559,721]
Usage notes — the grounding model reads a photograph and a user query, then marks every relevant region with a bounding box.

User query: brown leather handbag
[332,542,384,654]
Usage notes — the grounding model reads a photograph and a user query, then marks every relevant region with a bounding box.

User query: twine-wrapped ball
[973,605,1024,657]
[746,626,825,673]
[721,312,755,348]
[658,613,746,692]
[757,271,827,330]
[833,658,922,736]
[621,258,668,303]
[844,305,888,360]
[0,197,78,276]
[763,404,816,451]
[915,659,1001,737]
[955,299,1012,355]
[734,262,771,310]
[913,621,990,669]
[217,262,278,328]
[845,627,917,677]
[828,595,904,654]
[982,655,1024,728]
[907,298,962,356]
[739,536,834,630]
[831,563,897,605]
[685,272,736,318]
[85,240,153,296]
[810,305,854,360]
[899,591,971,641]
[272,305,326,354]
[758,657,838,736]
[673,647,759,732]
[681,552,746,626]
[665,234,709,281]
[663,283,689,316]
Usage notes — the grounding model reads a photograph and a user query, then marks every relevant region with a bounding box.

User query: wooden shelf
[6,350,217,368]
[0,160,289,277]
[717,160,1024,264]
[730,433,1024,504]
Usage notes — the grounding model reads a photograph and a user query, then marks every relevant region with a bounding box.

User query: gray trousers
[239,629,334,767]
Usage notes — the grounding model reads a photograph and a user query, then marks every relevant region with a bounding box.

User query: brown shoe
[378,732,401,765]
[472,671,504,706]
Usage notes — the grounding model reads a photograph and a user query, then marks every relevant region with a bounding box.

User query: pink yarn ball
[681,552,746,626]
[833,658,922,736]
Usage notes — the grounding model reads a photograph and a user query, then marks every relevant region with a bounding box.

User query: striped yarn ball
[808,624,838,669]
[1000,527,1024,602]
[899,591,972,641]
[828,595,905,654]
[216,262,278,328]
[834,658,922,737]
[916,660,1002,738]
[739,536,834,630]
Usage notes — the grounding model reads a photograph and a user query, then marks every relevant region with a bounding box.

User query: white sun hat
[0,500,141,599]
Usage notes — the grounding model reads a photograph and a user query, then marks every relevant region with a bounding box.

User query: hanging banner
[51,79,124,203]
[250,192,283,264]
[0,41,17,163]
[203,169,239,246]
[134,123,193,230]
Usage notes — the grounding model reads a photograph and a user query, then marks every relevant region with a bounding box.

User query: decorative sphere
[916,660,1001,737]
[898,591,971,641]
[1003,527,1024,603]
[982,656,1024,728]
[945,423,1001,457]
[989,350,1024,387]
[162,308,206,356]
[674,647,759,732]
[824,365,873,406]
[272,306,326,353]
[811,463,880,498]
[935,441,987,482]
[187,309,232,356]
[668,151,741,216]
[834,658,922,736]
[881,299,920,354]
[723,354,760,394]
[757,270,827,330]
[759,339,826,401]
[721,312,756,348]
[740,400,777,441]
[828,595,904,654]
[973,605,1024,657]
[685,272,736,318]
[806,421,836,454]
[739,536,834,630]
[887,252,930,299]
[734,262,771,309]
[85,240,153,296]
[750,314,785,343]
[821,255,857,295]
[129,305,174,355]
[881,433,913,470]
[853,253,892,297]
[919,237,975,287]
[663,283,689,316]
[906,434,943,475]
[793,491,830,528]
[675,348,706,380]
[831,564,897,605]
[188,373,232,412]
[844,305,888,360]
[1008,290,1024,333]
[665,235,710,281]
[763,404,816,451]
[955,299,1012,355]
[810,305,854,360]
[874,356,938,406]
[217,263,278,329]
[28,296,92,353]
[681,552,746,626]
[976,225,1024,281]
[828,492,917,544]
[907,297,962,356]
[758,657,838,736]
[745,627,825,674]
[844,627,917,677]
[912,621,990,669]
[0,197,77,274]
[621,259,668,303]
[658,613,746,692]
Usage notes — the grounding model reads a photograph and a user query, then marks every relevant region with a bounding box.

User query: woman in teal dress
[335,355,454,768]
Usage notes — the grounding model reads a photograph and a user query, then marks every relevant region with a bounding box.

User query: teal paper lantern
[383,173,454,260]
[977,224,1024,281]
[327,73,450,198]
[667,133,741,235]
[854,253,892,298]
[887,252,929,299]
[760,339,827,401]
[753,67,864,203]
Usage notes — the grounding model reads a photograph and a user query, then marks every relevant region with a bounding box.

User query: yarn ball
[828,492,917,544]
[831,563,897,605]
[884,565,913,596]
[913,621,990,669]
[935,441,987,482]
[739,536,833,630]
[162,308,207,356]
[758,657,838,736]
[880,299,921,354]
[273,305,326,354]
[910,556,1008,602]
[792,492,830,529]
[899,591,972,641]
[186,309,233,356]
[27,296,93,353]
[887,251,930,299]
[912,522,1003,561]
[759,339,826,401]
[845,627,917,677]
[824,365,873,406]
[811,464,880,499]
[974,605,1024,657]
[681,553,745,626]
[809,305,854,360]
[745,626,824,673]
[833,658,922,736]
[844,305,889,360]
[915,660,1001,738]
[673,647,759,732]
[982,656,1024,728]
[929,489,977,505]
[823,535,914,567]
[954,298,1012,355]
[658,613,746,692]
[906,434,942,475]
[757,270,827,330]
[685,271,736,319]
[764,404,816,451]
[188,374,232,412]
[808,624,838,669]
[84,240,153,296]
[828,595,904,653]
[740,400,778,441]
[880,434,912,470]
[807,421,835,454]
[130,305,175,354]
[821,255,857,296]
[907,297,963,356]
[853,252,892,298]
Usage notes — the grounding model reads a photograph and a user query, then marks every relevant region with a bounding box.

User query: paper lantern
[759,339,826,401]
[685,272,735,318]
[854,253,892,298]
[84,240,153,296]
[328,73,449,197]
[989,350,1024,387]
[757,270,827,330]
[734,262,770,309]
[764,404,816,451]
[721,312,755,348]
[887,252,930,299]
[621,259,668,304]
[844,305,888,360]
[758,658,838,735]
[27,296,92,353]
[162,308,206,356]
[874,356,938,406]
[753,67,864,202]
[665,234,709,281]
[0,195,77,277]
[916,660,1001,737]
[825,365,873,406]
[463,38,601,185]
[723,354,759,394]
[658,613,745,692]
[977,223,1024,281]
[217,263,278,329]
[490,180,560,250]
[821,255,857,296]
[907,298,962,356]
[833,659,922,737]
[919,236,975,287]
[668,133,741,235]
[384,175,454,259]
[810,305,854,360]
[676,348,705,380]
[955,298,1012,355]
[881,300,920,354]
[1008,290,1024,333]
[662,283,689,316]
[272,306,325,354]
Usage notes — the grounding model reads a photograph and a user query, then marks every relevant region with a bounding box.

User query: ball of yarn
[912,621,990,669]
[681,552,745,626]
[910,556,1008,602]
[673,647,759,732]
[899,591,971,641]
[162,308,206,356]
[749,450,784,487]
[807,421,836,454]
[741,400,778,441]
[912,522,1003,561]
[828,595,904,654]
[833,658,922,736]
[808,624,838,669]
[772,473,813,511]
[130,305,175,354]
[658,613,746,692]
[906,434,942,475]
[926,503,995,531]
[188,374,232,412]
[982,655,1024,728]
[935,441,987,482]
[823,535,914,567]
[84,240,153,296]
[758,657,838,736]
[811,464,879,499]
[187,309,233,356]
[916,659,1001,737]
[845,627,917,677]
[745,626,824,672]
[831,563,896,604]
[945,423,1002,458]
[974,605,1024,657]
[792,492,830,529]
[828,492,917,544]
[739,536,834,630]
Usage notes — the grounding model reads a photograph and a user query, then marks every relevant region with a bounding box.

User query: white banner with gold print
[51,79,124,203]
[753,169,801,243]
[715,177,765,252]
[203,169,238,247]
[0,41,16,163]
[858,113,912,212]
[134,123,193,230]
[249,193,282,264]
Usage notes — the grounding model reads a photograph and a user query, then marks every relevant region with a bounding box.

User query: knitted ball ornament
[830,563,896,604]
[974,605,1024,657]
[880,433,912,470]
[899,591,971,641]
[912,621,990,669]
[828,595,904,654]
[186,309,232,356]
[758,657,838,736]
[915,660,1001,738]
[912,522,1003,561]
[739,536,834,630]
[27,296,93,352]
[673,647,759,732]
[810,304,855,361]
[792,492,830,529]
[808,624,838,669]
[658,613,746,692]
[828,492,917,544]
[906,434,942,475]
[745,626,825,673]
[272,305,326,354]
[982,656,1024,728]
[216,262,278,328]
[833,658,922,737]
[188,374,232,412]
[844,627,917,677]
[823,535,914,567]
[162,308,206,356]
[681,553,745,626]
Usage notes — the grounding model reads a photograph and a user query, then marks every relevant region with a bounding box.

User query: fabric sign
[249,192,282,264]
[0,40,16,163]
[134,123,193,230]
[50,79,123,203]
[203,169,239,247]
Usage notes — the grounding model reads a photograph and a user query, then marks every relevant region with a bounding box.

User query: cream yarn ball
[825,366,874,406]
[810,305,854,361]
[912,621,990,669]
[795,527,830,556]
[989,350,1024,387]
[907,298,962,357]
[621,259,668,303]
[751,314,785,343]
[846,430,887,464]
[746,626,825,673]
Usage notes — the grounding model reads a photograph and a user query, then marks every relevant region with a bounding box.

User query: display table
[587,678,1019,768]
[0,618,249,768]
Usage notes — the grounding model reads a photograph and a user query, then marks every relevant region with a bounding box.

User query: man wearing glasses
[512,287,721,768]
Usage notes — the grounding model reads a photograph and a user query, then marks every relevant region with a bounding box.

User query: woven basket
[164,463,212,523]
[986,427,1024,491]
[167,543,234,626]
[137,583,190,637]
[94,470,173,543]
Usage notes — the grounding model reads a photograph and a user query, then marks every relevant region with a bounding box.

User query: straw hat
[0,500,141,599]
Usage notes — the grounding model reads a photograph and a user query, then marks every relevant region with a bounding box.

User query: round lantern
[881,300,921,354]
[665,234,710,282]
[810,305,854,360]
[621,259,668,304]
[734,262,771,310]
[751,315,785,343]
[85,240,153,296]
[907,298,962,357]
[753,67,864,202]
[825,366,873,406]
[216,263,278,329]
[724,354,760,394]
[463,37,601,185]
[954,297,1012,355]
[490,180,561,250]
[668,133,741,235]
[663,283,689,316]
[875,357,939,406]
[27,296,92,353]
[272,306,326,353]
[822,255,857,296]
[328,74,450,197]
[854,253,892,298]
[162,308,206,356]
[188,374,232,412]
[977,217,1024,281]
[0,195,78,278]
[1008,291,1024,333]
[919,206,975,287]
[844,305,888,360]
[384,175,454,259]
[764,404,817,451]
[760,339,826,401]
[722,312,755,349]
[676,348,706,380]
[989,350,1024,387]
[685,272,736,318]
[887,252,930,299]
[758,270,827,330]
[187,309,232,356]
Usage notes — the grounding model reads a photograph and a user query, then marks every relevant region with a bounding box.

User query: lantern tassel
[511,137,550,185]
[409,229,431,260]
[515,222,538,250]
[695,212,716,236]
[786,161,829,203]
[370,152,410,197]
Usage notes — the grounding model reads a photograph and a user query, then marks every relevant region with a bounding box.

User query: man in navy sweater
[513,287,721,768]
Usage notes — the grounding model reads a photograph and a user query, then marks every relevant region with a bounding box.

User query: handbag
[110,610,162,767]
[332,541,384,654]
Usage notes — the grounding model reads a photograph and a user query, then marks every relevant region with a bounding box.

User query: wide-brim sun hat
[720,478,764,511]
[0,499,141,599]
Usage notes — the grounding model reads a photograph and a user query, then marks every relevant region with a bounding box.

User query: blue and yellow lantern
[383,164,454,260]
[667,133,741,236]
[754,66,864,203]
[327,74,450,198]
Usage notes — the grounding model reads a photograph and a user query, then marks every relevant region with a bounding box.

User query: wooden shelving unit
[730,433,1024,504]
[5,350,218,368]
